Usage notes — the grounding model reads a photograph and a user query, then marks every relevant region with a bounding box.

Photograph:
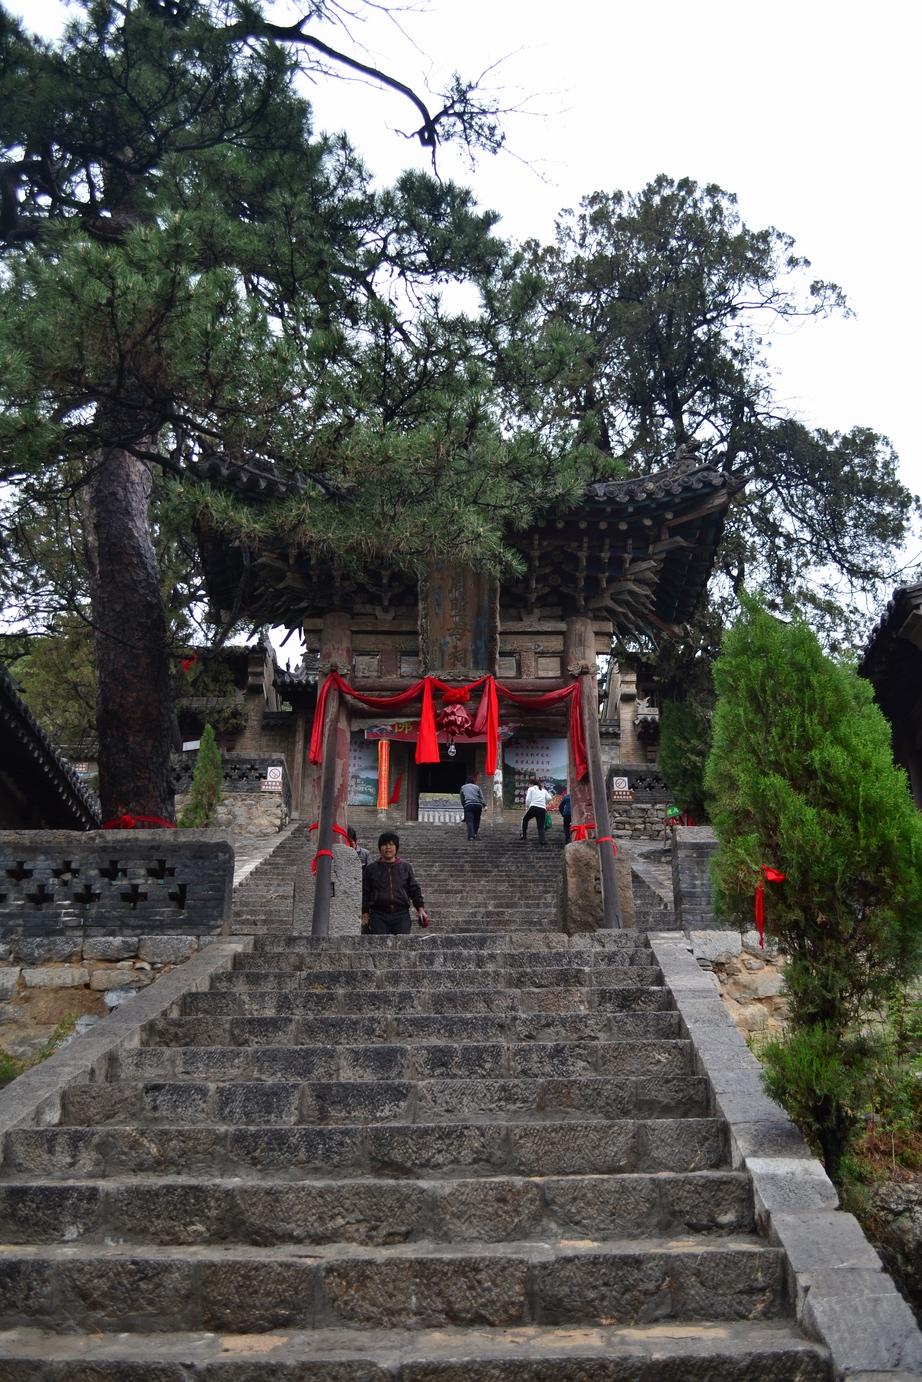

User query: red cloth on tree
[754,866,786,949]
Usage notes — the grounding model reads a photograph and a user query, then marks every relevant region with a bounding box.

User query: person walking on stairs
[521,776,550,845]
[361,830,431,934]
[459,774,486,840]
[559,790,572,843]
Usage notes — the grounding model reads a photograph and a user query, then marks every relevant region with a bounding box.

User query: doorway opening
[410,744,476,819]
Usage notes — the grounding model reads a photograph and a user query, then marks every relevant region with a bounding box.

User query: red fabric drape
[496,680,587,782]
[309,671,587,781]
[754,866,786,949]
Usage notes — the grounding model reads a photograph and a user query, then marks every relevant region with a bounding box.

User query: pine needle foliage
[705,596,922,1178]
[178,723,223,829]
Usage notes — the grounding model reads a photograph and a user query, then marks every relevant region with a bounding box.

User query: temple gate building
[198,450,738,928]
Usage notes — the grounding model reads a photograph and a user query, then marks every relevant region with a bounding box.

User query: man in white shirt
[521,777,550,845]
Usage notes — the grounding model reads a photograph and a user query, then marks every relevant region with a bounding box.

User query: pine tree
[178,723,223,829]
[705,597,922,1178]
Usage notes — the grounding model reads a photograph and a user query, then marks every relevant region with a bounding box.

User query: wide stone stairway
[0,826,831,1378]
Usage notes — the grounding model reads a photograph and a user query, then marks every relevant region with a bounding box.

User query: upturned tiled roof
[0,664,101,829]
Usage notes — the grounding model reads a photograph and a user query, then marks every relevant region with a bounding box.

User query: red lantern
[436,703,473,756]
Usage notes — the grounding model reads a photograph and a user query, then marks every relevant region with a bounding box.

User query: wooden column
[290,705,307,817]
[563,618,595,827]
[566,615,621,930]
[311,611,352,938]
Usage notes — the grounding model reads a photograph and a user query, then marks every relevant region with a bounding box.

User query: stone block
[688,928,742,961]
[138,935,198,964]
[0,966,21,999]
[746,1156,839,1226]
[21,966,88,989]
[82,936,139,961]
[770,1211,882,1274]
[430,1177,543,1242]
[12,937,81,965]
[89,965,150,991]
[802,1283,922,1374]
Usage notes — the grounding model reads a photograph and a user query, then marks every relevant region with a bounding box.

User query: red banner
[309,672,588,780]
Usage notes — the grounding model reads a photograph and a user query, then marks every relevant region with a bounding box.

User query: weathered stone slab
[82,936,139,961]
[21,966,88,989]
[138,935,198,965]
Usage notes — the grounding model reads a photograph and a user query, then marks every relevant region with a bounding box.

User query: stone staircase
[231,824,307,935]
[389,821,566,932]
[0,913,830,1376]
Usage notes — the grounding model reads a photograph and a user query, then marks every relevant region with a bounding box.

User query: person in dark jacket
[459,775,486,840]
[361,831,430,935]
[559,791,572,843]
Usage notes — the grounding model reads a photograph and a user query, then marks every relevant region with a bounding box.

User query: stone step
[0,1320,832,1379]
[0,1236,787,1333]
[114,1037,695,1083]
[178,985,675,1016]
[216,962,661,988]
[167,989,671,1022]
[3,1116,729,1178]
[250,931,643,952]
[142,1008,686,1048]
[232,949,657,972]
[60,1073,709,1126]
[0,1169,755,1245]
[209,964,662,991]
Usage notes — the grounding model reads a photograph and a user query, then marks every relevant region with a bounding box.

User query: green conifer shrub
[659,700,711,818]
[178,724,223,829]
[705,597,922,1179]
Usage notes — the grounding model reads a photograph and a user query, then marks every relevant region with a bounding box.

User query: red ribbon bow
[754,866,786,949]
[570,822,596,842]
[308,822,352,874]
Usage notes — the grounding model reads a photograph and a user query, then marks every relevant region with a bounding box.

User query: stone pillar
[290,705,308,818]
[419,562,497,676]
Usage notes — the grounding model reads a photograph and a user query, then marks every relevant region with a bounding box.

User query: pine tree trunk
[83,444,176,821]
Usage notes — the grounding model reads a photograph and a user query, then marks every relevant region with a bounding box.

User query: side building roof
[0,663,101,829]
[859,581,922,723]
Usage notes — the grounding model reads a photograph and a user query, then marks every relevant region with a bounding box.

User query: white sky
[13,0,922,586]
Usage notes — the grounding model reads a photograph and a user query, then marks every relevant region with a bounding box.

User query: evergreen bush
[705,597,922,1178]
[178,723,223,829]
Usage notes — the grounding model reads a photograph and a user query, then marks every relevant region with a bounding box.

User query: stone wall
[608,800,667,841]
[0,830,234,949]
[685,927,788,1041]
[174,756,291,837]
[0,932,207,1062]
[671,825,720,929]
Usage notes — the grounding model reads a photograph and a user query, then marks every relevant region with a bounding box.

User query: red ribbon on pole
[754,866,786,949]
[307,821,351,874]
[311,848,334,876]
[570,822,596,842]
[595,834,618,858]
